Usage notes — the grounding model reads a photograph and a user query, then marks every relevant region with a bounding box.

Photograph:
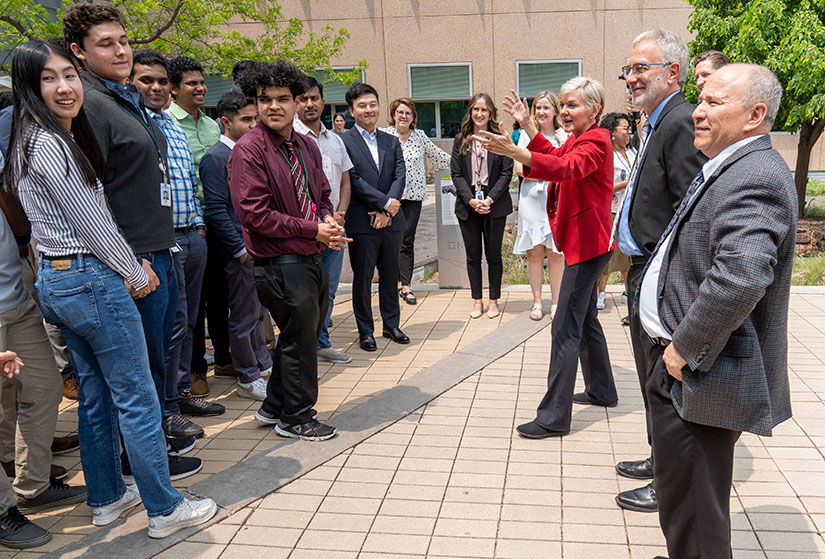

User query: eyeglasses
[613,126,630,130]
[620,62,673,78]
[395,110,413,117]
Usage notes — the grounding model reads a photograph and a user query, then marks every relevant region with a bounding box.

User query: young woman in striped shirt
[2,39,216,538]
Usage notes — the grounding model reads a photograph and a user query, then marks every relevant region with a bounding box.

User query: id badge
[474,190,485,201]
[160,183,172,207]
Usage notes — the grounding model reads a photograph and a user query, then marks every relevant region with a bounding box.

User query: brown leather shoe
[212,364,239,377]
[51,434,79,456]
[2,461,68,481]
[62,375,78,400]
[189,375,210,397]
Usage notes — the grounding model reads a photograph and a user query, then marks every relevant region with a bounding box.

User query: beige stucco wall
[237,0,823,173]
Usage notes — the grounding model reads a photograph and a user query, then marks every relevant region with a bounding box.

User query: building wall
[234,0,823,172]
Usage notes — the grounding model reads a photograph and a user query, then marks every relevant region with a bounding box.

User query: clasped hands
[368,197,401,230]
[469,197,493,214]
[124,258,160,300]
[316,215,353,250]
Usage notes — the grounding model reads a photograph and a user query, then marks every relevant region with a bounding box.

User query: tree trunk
[795,119,825,218]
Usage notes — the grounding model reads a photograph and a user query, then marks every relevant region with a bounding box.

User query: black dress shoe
[359,334,377,352]
[616,482,657,512]
[572,392,618,407]
[516,420,568,439]
[382,326,410,344]
[616,456,654,480]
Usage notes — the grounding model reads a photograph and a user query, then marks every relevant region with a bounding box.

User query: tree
[685,0,825,217]
[1,0,364,83]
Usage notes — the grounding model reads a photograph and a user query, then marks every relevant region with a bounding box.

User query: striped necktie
[283,140,317,222]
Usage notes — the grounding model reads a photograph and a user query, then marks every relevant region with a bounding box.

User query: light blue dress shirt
[616,91,680,256]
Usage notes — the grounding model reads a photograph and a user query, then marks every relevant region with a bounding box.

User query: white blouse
[380,126,451,201]
[611,147,637,213]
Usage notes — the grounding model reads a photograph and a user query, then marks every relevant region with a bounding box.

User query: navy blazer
[341,127,407,235]
[628,92,707,258]
[201,140,245,260]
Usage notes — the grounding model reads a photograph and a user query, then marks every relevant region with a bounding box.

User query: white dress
[611,147,637,213]
[513,131,562,255]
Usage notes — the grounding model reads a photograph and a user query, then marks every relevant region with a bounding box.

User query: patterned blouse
[380,126,451,201]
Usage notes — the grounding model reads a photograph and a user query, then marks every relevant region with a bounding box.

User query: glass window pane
[410,65,471,99]
[439,100,468,139]
[203,76,235,108]
[314,68,363,103]
[415,102,437,138]
[517,62,580,97]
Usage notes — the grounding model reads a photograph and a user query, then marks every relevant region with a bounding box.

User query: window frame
[515,59,582,98]
[407,62,473,140]
[315,65,366,104]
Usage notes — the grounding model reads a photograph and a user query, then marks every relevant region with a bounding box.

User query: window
[315,66,364,131]
[408,63,472,139]
[516,60,581,98]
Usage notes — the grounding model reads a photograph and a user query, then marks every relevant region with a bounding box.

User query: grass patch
[807,178,825,197]
[792,254,825,286]
[805,203,825,218]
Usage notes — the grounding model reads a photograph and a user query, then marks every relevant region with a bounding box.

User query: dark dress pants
[398,200,422,287]
[349,228,401,335]
[458,212,506,300]
[647,355,740,559]
[535,251,617,432]
[254,255,328,426]
[191,232,232,375]
[627,261,657,447]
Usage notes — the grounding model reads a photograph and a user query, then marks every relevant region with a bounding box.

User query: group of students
[0,2,796,556]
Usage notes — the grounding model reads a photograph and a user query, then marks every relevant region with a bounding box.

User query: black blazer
[627,92,707,258]
[450,134,514,221]
[341,127,407,235]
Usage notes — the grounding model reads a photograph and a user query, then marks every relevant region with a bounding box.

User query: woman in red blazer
[475,77,618,438]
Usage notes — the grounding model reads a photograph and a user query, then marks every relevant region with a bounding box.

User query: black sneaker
[178,390,225,417]
[16,479,87,513]
[255,408,318,425]
[0,507,51,549]
[167,435,196,457]
[2,461,68,481]
[275,419,336,441]
[122,455,203,484]
[163,414,205,439]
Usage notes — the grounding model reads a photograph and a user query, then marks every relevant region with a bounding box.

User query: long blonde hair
[458,92,501,155]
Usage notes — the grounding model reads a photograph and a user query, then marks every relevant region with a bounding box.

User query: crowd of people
[0,1,798,557]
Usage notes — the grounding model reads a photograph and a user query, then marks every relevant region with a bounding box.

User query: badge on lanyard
[160,182,172,207]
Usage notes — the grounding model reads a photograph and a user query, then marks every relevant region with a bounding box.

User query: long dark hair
[2,39,105,192]
[458,93,500,155]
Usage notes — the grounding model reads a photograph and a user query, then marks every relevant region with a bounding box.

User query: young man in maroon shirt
[227,61,349,441]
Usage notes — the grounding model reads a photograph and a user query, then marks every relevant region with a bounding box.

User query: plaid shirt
[147,110,205,230]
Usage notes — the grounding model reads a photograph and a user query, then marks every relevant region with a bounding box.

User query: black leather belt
[629,255,649,267]
[174,226,193,233]
[254,253,321,266]
[649,336,672,348]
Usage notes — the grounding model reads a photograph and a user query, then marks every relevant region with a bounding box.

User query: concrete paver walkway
[13,289,825,558]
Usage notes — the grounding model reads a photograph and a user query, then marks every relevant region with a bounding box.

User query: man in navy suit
[341,83,409,351]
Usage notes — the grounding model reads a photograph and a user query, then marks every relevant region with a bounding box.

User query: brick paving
[10,290,825,558]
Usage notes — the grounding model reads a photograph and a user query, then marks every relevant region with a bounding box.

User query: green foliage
[1,0,366,80]
[807,178,825,197]
[684,0,825,133]
[792,254,825,285]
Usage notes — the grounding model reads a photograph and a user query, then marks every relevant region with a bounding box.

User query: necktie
[283,140,317,222]
[640,120,652,143]
[632,170,706,311]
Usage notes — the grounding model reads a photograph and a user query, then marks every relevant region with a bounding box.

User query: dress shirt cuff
[383,198,392,210]
[233,247,247,259]
[127,262,150,291]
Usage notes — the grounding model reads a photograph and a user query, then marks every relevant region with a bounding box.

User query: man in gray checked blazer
[636,64,797,559]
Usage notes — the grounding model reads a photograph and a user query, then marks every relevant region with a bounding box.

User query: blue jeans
[318,245,345,349]
[165,230,207,414]
[133,251,177,413]
[36,254,181,516]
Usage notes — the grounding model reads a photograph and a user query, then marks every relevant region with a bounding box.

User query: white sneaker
[92,485,141,526]
[259,366,272,381]
[621,291,628,304]
[147,497,218,539]
[596,291,607,310]
[237,378,267,400]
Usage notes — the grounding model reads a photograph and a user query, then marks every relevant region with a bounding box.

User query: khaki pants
[0,296,62,508]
